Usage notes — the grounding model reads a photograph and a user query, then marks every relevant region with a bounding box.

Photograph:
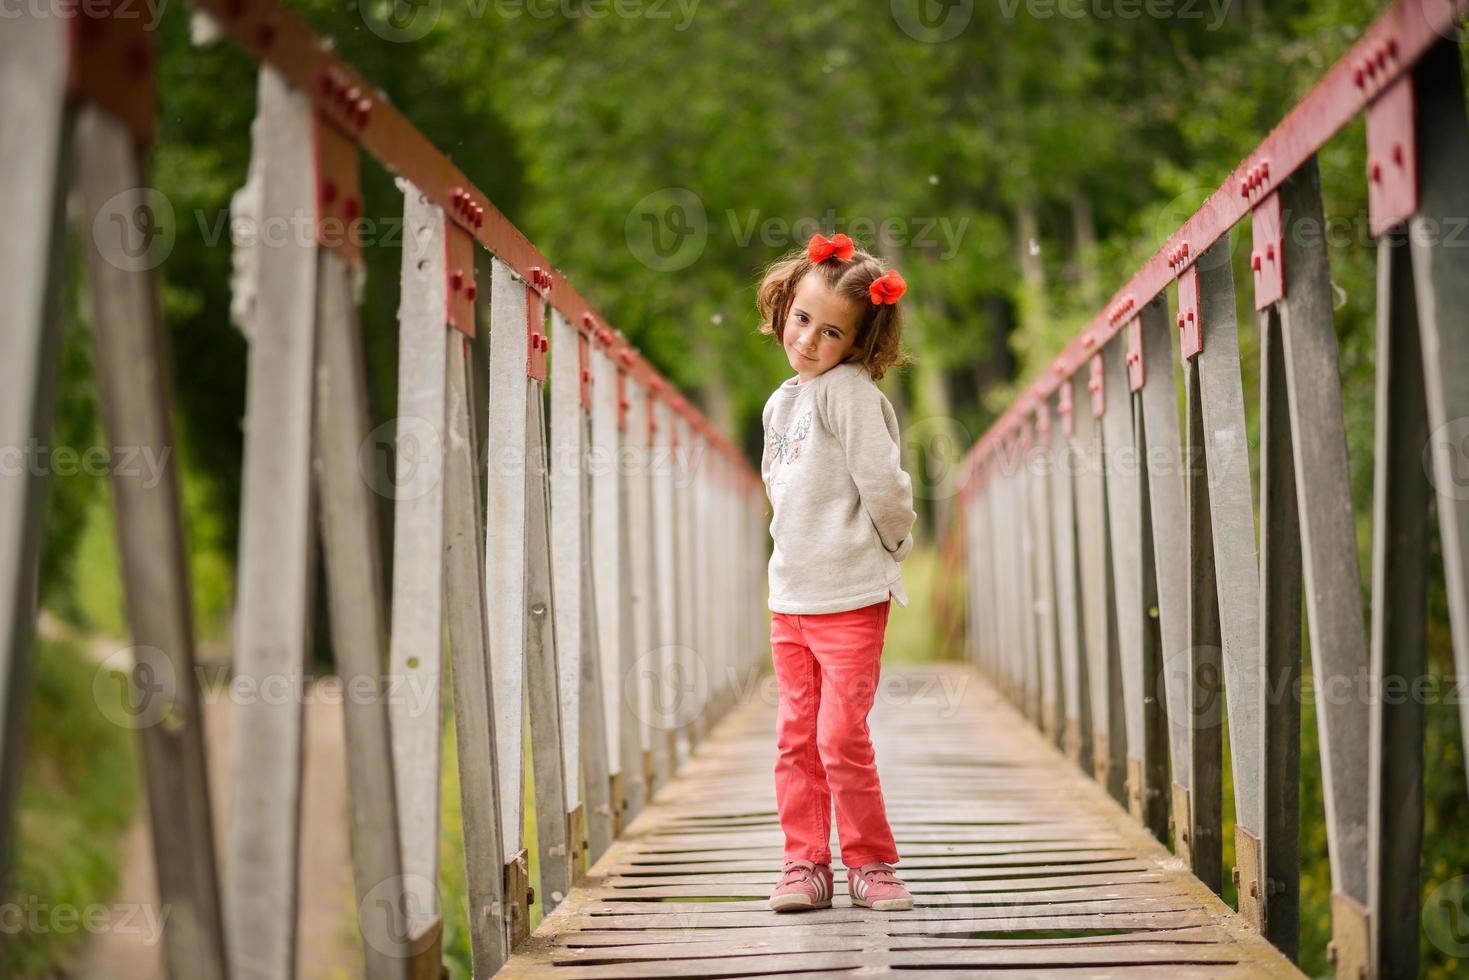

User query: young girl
[757,232,917,913]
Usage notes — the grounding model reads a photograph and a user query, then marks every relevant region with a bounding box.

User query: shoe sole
[769,894,833,912]
[851,896,914,911]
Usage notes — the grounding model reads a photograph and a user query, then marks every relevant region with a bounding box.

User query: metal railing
[948,2,1469,976]
[0,3,767,977]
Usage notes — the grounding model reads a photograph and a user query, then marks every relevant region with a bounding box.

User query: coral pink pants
[770,598,899,868]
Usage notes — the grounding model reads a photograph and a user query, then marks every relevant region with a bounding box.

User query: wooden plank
[981,476,997,677]
[549,904,1236,930]
[590,341,637,822]
[1365,225,1428,979]
[1003,467,1026,700]
[1258,304,1302,958]
[525,377,575,914]
[650,395,680,787]
[226,66,319,980]
[623,386,655,782]
[487,256,532,857]
[1132,381,1171,841]
[569,895,1206,921]
[1275,155,1371,910]
[602,861,1158,888]
[1099,338,1147,808]
[606,849,1143,872]
[710,452,730,725]
[696,443,721,722]
[1028,414,1063,743]
[617,381,647,812]
[1073,379,1125,800]
[673,414,697,761]
[1017,442,1042,720]
[1192,238,1265,839]
[310,247,412,976]
[550,309,615,864]
[1049,385,1090,767]
[1407,38,1469,797]
[992,470,1016,698]
[0,9,69,896]
[75,107,228,980]
[964,481,984,668]
[560,892,1205,928]
[1183,359,1224,893]
[1137,296,1192,803]
[978,481,998,674]
[389,184,449,933]
[687,429,715,745]
[578,462,616,861]
[442,326,512,972]
[548,308,586,820]
[564,920,1222,946]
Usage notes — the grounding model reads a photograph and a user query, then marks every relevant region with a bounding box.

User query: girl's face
[783,272,863,382]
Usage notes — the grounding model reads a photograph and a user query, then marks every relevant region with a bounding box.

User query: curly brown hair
[755,239,911,382]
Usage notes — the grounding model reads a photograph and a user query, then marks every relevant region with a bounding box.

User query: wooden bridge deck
[497,664,1304,978]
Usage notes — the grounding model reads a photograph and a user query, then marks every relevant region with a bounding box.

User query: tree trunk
[1072,189,1101,312]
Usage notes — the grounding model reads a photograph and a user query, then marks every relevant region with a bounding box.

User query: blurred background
[12,0,1469,976]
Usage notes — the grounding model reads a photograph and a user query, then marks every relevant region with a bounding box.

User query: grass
[3,636,139,978]
[439,709,553,979]
[885,544,954,664]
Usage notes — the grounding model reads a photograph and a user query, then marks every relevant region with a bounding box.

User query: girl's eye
[795,313,808,323]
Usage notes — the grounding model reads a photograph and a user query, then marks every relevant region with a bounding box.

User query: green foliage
[4,638,138,977]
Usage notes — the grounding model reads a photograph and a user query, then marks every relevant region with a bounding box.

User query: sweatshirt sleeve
[821,372,917,562]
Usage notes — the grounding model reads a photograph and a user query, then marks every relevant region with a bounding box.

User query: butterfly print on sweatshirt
[768,410,813,466]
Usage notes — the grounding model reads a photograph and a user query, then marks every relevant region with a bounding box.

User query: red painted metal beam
[968,0,1468,479]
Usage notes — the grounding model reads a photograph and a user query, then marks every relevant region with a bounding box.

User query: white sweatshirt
[761,360,917,614]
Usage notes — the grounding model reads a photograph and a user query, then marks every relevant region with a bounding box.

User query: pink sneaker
[769,859,834,912]
[848,862,913,910]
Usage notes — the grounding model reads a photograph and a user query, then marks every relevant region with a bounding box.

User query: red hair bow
[806,232,855,263]
[869,268,907,305]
